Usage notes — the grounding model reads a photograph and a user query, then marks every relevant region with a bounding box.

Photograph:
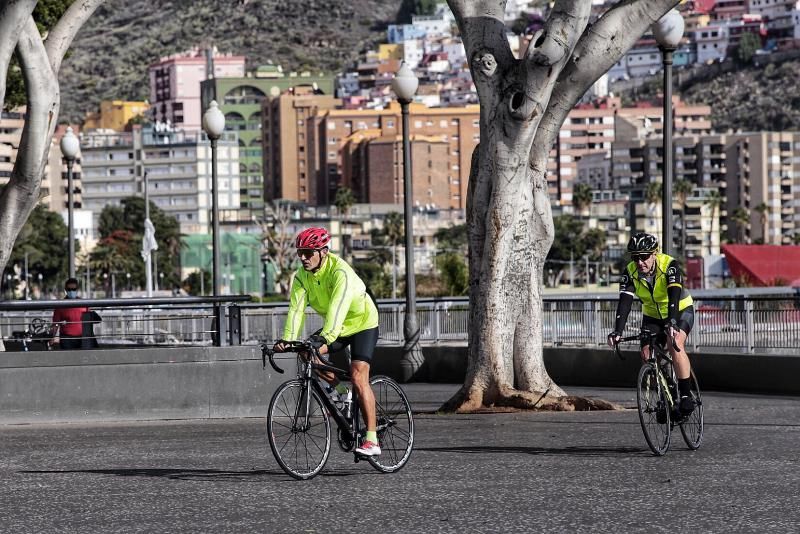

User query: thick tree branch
[14,16,59,186]
[511,0,590,122]
[45,0,106,73]
[0,0,38,111]
[532,0,680,160]
[447,0,514,101]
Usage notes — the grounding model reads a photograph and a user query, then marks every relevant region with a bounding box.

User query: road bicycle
[261,340,414,480]
[613,331,704,456]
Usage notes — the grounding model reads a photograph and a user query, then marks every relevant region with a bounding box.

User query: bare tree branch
[0,0,38,111]
[532,0,680,159]
[45,0,106,73]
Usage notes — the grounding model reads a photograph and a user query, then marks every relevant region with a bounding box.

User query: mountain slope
[682,59,800,132]
[60,0,400,122]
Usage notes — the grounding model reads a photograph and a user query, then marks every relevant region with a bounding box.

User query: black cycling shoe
[679,395,696,417]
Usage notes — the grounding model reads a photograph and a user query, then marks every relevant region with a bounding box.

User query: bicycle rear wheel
[267,380,331,480]
[679,370,704,450]
[636,364,671,456]
[366,375,414,473]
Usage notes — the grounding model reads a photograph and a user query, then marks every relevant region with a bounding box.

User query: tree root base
[439,387,621,414]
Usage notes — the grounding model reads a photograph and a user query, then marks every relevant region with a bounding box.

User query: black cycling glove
[307,334,326,349]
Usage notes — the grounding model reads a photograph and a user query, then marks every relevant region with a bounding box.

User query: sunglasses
[65,287,78,291]
[631,253,652,262]
[297,249,318,258]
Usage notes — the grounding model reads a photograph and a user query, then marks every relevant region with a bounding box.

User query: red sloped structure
[721,244,800,286]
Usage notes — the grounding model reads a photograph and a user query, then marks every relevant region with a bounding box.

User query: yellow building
[83,100,149,131]
[378,43,404,61]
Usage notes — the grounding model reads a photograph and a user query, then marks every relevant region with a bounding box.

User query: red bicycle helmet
[295,227,331,249]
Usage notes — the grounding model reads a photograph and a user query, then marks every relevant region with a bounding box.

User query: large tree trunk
[0,0,105,278]
[442,0,679,412]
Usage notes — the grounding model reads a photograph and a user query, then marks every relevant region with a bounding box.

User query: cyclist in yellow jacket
[273,227,382,456]
[607,232,697,416]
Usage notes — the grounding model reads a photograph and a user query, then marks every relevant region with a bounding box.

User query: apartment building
[549,96,712,209]
[0,110,26,189]
[80,125,240,235]
[1,111,84,222]
[149,48,246,131]
[309,103,480,210]
[262,87,340,205]
[612,131,729,258]
[201,68,335,213]
[726,131,800,244]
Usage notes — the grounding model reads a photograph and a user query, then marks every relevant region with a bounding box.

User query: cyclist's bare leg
[640,344,651,362]
[351,360,376,432]
[669,329,691,380]
[302,350,340,387]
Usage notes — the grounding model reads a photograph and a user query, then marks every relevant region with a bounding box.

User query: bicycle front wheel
[679,370,704,450]
[366,375,414,473]
[636,364,671,456]
[267,380,331,480]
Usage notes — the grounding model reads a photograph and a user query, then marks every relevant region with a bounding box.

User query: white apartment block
[402,39,425,68]
[411,13,454,39]
[694,25,730,64]
[794,4,800,39]
[80,126,240,235]
[749,0,795,33]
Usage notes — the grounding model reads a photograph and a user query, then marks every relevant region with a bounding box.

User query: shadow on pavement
[17,468,369,481]
[416,445,645,456]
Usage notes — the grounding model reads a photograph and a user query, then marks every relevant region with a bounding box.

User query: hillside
[60,0,400,122]
[681,59,800,132]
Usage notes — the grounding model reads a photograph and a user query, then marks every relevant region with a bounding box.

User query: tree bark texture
[0,0,105,278]
[442,0,679,412]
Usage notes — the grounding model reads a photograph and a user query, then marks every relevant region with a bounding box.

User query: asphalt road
[1,385,798,533]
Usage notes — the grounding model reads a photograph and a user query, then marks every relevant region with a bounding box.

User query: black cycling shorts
[641,306,694,347]
[642,306,694,347]
[315,327,379,363]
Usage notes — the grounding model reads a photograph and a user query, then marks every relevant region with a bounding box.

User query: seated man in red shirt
[50,278,89,350]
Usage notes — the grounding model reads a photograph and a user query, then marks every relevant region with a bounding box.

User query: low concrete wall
[370,345,800,396]
[2,344,797,424]
[0,346,295,425]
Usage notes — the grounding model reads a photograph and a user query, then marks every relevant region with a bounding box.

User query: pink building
[149,47,246,131]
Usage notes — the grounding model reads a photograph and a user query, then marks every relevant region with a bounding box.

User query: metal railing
[239,294,800,355]
[0,296,250,350]
[3,294,800,355]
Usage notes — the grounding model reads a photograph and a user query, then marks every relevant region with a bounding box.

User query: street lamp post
[60,127,79,278]
[203,100,226,346]
[652,9,684,255]
[392,63,424,382]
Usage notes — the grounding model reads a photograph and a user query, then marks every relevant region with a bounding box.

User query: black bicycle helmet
[627,232,659,254]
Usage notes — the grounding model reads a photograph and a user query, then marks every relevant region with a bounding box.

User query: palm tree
[334,187,356,257]
[754,202,768,244]
[645,181,662,205]
[572,183,593,220]
[383,212,404,298]
[731,207,750,244]
[674,179,695,258]
[703,189,723,251]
